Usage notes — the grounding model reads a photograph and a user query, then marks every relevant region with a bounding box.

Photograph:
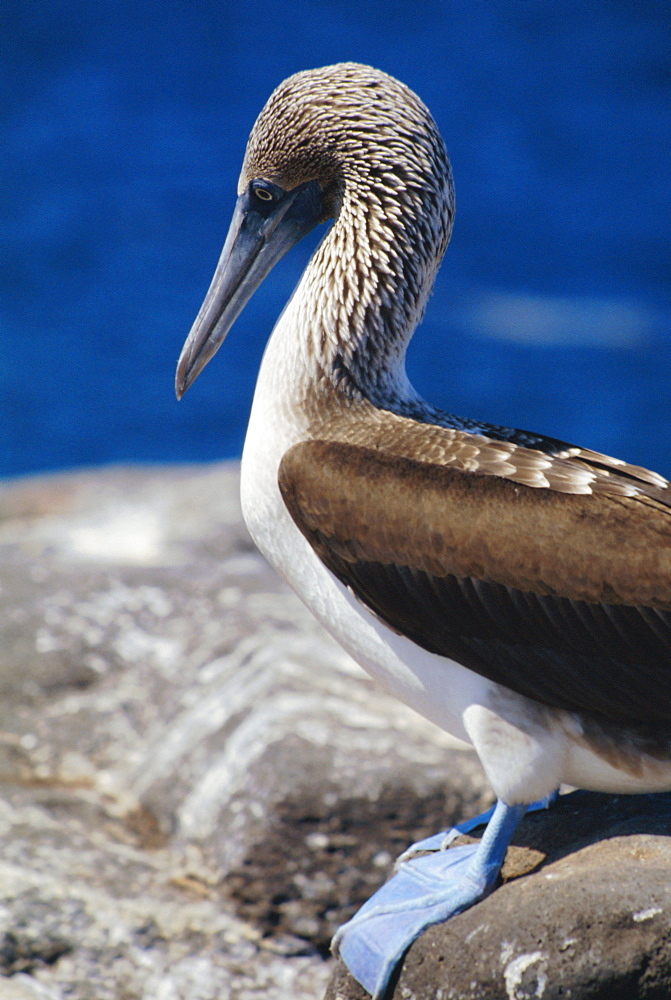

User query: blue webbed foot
[333,795,558,999]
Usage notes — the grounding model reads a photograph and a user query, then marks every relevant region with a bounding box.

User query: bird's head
[175,63,452,398]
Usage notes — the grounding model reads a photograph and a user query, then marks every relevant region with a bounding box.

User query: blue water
[3,1,670,479]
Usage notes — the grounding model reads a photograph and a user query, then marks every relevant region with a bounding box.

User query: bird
[175,63,671,999]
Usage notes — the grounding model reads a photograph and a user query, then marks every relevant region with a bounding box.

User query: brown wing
[278,439,671,724]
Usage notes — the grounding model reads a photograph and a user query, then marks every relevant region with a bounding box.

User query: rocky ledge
[0,463,670,1000]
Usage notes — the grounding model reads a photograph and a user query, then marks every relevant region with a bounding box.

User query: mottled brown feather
[278,439,671,723]
[280,439,671,606]
[302,390,671,500]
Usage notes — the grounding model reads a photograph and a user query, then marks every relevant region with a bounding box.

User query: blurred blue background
[3,1,670,479]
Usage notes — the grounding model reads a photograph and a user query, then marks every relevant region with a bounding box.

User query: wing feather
[279,439,671,724]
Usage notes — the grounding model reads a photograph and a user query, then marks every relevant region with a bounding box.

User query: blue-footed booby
[176,63,671,998]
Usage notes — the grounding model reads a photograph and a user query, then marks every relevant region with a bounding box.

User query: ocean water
[3,1,670,479]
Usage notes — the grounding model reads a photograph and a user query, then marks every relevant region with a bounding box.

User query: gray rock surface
[0,463,489,999]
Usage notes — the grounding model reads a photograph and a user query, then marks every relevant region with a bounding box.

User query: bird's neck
[284,179,452,411]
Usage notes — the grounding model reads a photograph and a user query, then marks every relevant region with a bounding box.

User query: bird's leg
[398,787,559,858]
[333,793,558,999]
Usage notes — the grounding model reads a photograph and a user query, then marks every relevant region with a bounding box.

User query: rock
[0,464,490,999]
[0,974,63,999]
[326,789,671,1000]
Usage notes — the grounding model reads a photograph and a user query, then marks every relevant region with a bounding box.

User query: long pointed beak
[175,179,323,398]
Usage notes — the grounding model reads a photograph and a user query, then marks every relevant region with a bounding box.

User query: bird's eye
[252,183,275,202]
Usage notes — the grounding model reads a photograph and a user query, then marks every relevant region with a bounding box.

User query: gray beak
[175,178,323,398]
